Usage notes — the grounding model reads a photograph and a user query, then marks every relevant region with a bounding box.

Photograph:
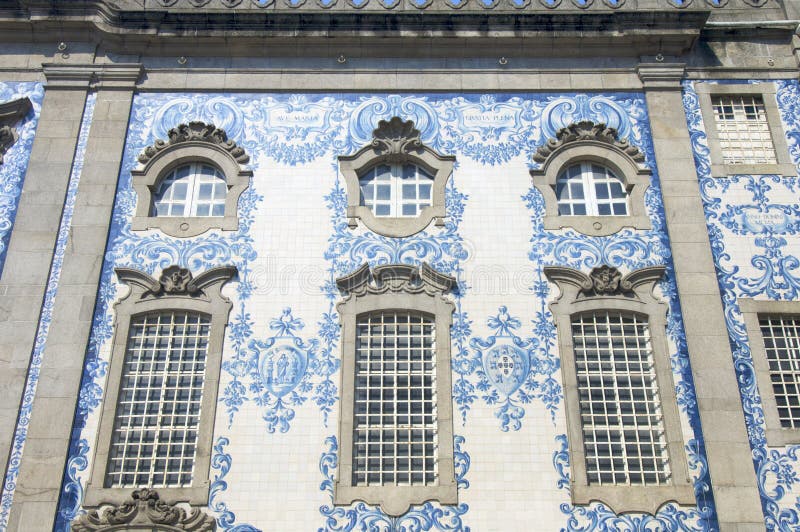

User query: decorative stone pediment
[72,488,216,531]
[533,120,645,165]
[336,263,455,297]
[544,264,665,299]
[370,117,423,159]
[0,97,32,165]
[116,264,237,299]
[138,121,249,165]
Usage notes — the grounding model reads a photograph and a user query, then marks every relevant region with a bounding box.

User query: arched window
[530,121,651,236]
[556,163,629,217]
[359,163,434,218]
[340,117,454,237]
[131,122,252,237]
[153,162,227,218]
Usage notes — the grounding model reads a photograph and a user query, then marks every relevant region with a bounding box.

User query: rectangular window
[571,311,670,486]
[759,314,800,429]
[353,311,437,486]
[711,94,777,165]
[105,311,210,488]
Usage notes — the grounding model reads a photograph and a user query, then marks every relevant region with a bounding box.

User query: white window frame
[83,265,236,509]
[545,265,695,514]
[556,162,630,217]
[739,299,800,446]
[695,82,796,178]
[153,162,228,218]
[359,162,435,219]
[335,263,458,516]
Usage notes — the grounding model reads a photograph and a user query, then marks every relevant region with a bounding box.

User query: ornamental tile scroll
[72,488,216,531]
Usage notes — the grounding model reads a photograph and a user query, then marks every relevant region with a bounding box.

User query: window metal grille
[759,314,800,428]
[571,311,670,486]
[154,162,227,217]
[105,311,210,488]
[359,163,434,218]
[711,94,777,165]
[556,163,629,217]
[353,311,437,486]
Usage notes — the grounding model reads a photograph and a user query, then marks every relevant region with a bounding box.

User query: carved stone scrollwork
[544,264,666,300]
[336,262,455,297]
[370,116,424,160]
[532,120,645,164]
[138,121,249,165]
[589,265,622,295]
[72,488,216,531]
[0,97,32,166]
[0,126,16,165]
[115,264,238,298]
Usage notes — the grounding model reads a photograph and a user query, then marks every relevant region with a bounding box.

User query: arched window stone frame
[0,97,32,165]
[83,264,236,509]
[544,264,695,514]
[339,117,454,238]
[131,121,252,238]
[334,262,458,516]
[531,121,652,237]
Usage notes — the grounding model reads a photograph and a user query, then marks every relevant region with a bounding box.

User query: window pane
[105,311,210,489]
[352,311,437,487]
[153,163,227,218]
[760,315,800,428]
[711,94,777,165]
[572,311,670,486]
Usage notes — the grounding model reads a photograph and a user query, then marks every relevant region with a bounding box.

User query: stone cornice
[42,63,143,89]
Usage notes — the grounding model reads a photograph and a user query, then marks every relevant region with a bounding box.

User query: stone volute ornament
[0,126,16,165]
[72,488,216,531]
[533,120,645,164]
[0,97,32,166]
[336,262,455,298]
[115,264,238,298]
[544,264,666,299]
[138,121,249,165]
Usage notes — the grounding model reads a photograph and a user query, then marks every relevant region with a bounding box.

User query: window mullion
[581,162,599,216]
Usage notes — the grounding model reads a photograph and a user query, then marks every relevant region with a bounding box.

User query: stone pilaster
[5,63,142,531]
[0,66,92,491]
[638,63,765,531]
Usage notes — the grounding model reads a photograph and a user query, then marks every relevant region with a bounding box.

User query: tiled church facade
[0,1,799,530]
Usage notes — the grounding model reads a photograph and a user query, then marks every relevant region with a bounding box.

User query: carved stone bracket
[138,121,249,165]
[72,488,216,531]
[533,120,645,164]
[336,262,455,297]
[0,97,32,165]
